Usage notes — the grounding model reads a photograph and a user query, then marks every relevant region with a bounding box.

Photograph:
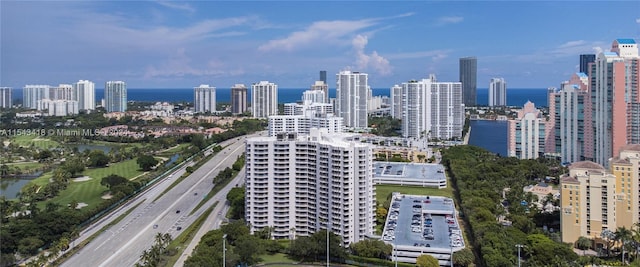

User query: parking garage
[381,193,465,266]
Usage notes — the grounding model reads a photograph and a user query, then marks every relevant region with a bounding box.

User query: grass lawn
[259,253,296,264]
[6,161,44,173]
[11,135,60,149]
[375,184,453,206]
[158,143,190,155]
[39,159,145,210]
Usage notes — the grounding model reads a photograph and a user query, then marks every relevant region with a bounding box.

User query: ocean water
[11,88,548,106]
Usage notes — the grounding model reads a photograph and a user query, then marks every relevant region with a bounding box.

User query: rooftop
[620,144,640,152]
[616,39,637,44]
[577,72,588,78]
[569,161,605,170]
[373,162,446,182]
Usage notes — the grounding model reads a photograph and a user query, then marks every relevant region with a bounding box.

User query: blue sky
[1,1,639,89]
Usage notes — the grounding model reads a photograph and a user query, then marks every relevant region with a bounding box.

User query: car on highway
[176,210,180,214]
[177,226,182,231]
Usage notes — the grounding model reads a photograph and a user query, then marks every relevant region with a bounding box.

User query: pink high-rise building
[591,39,640,166]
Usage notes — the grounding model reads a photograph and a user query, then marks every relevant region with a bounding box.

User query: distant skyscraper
[74,80,95,110]
[390,84,402,120]
[251,81,278,118]
[37,99,78,116]
[488,78,507,106]
[319,70,327,84]
[105,81,127,112]
[459,57,477,106]
[231,84,248,114]
[310,81,329,103]
[336,70,368,128]
[551,74,592,163]
[0,87,11,108]
[579,54,596,74]
[508,101,546,159]
[23,85,50,109]
[591,39,640,166]
[194,84,216,113]
[399,76,464,140]
[51,84,75,101]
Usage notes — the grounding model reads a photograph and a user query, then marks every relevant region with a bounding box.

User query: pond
[164,154,180,167]
[0,171,43,199]
[70,144,113,153]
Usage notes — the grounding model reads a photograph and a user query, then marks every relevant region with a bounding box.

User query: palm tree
[576,236,592,256]
[602,229,616,257]
[616,226,633,264]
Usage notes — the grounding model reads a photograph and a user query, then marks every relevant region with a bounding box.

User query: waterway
[468,120,509,157]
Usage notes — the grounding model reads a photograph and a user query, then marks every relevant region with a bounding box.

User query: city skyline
[2,1,639,89]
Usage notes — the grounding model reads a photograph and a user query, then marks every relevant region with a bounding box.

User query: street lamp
[516,244,524,267]
[223,234,227,267]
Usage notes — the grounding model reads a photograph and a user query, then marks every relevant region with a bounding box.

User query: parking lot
[382,193,464,265]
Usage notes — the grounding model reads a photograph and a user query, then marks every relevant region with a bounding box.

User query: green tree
[88,150,110,167]
[350,239,392,259]
[137,155,158,171]
[453,247,475,267]
[61,158,85,177]
[100,174,129,189]
[416,254,439,267]
[575,236,592,256]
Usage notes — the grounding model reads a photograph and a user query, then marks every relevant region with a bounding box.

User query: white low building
[373,162,447,188]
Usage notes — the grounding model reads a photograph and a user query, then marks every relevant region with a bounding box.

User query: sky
[1,1,640,89]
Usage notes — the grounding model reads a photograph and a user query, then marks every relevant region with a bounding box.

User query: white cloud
[352,35,391,76]
[155,1,195,13]
[387,50,451,61]
[258,20,377,52]
[557,40,586,49]
[592,46,604,54]
[435,16,464,26]
[636,18,640,23]
[258,13,414,52]
[144,48,244,78]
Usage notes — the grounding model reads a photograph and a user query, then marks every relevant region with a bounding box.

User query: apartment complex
[74,80,95,110]
[37,99,78,116]
[560,145,640,245]
[392,76,464,140]
[310,80,329,103]
[580,54,596,75]
[251,81,278,118]
[0,87,11,108]
[459,57,477,107]
[549,73,593,163]
[23,85,50,109]
[231,84,248,114]
[390,84,402,120]
[508,101,546,159]
[194,84,216,113]
[244,129,375,245]
[336,70,368,129]
[105,81,127,113]
[488,77,506,107]
[591,39,640,166]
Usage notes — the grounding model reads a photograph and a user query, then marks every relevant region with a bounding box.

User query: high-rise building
[320,70,327,84]
[0,87,11,108]
[459,57,477,107]
[105,81,127,112]
[591,39,640,166]
[560,145,640,245]
[310,81,329,103]
[399,76,464,140]
[194,84,216,113]
[251,81,278,118]
[508,101,546,159]
[579,54,596,75]
[74,80,95,111]
[51,84,75,101]
[549,73,593,163]
[302,89,326,104]
[245,129,375,245]
[231,84,248,114]
[390,85,402,120]
[336,70,368,128]
[37,99,78,116]
[23,85,50,109]
[488,78,507,107]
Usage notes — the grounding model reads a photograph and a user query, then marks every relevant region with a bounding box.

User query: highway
[60,132,259,267]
